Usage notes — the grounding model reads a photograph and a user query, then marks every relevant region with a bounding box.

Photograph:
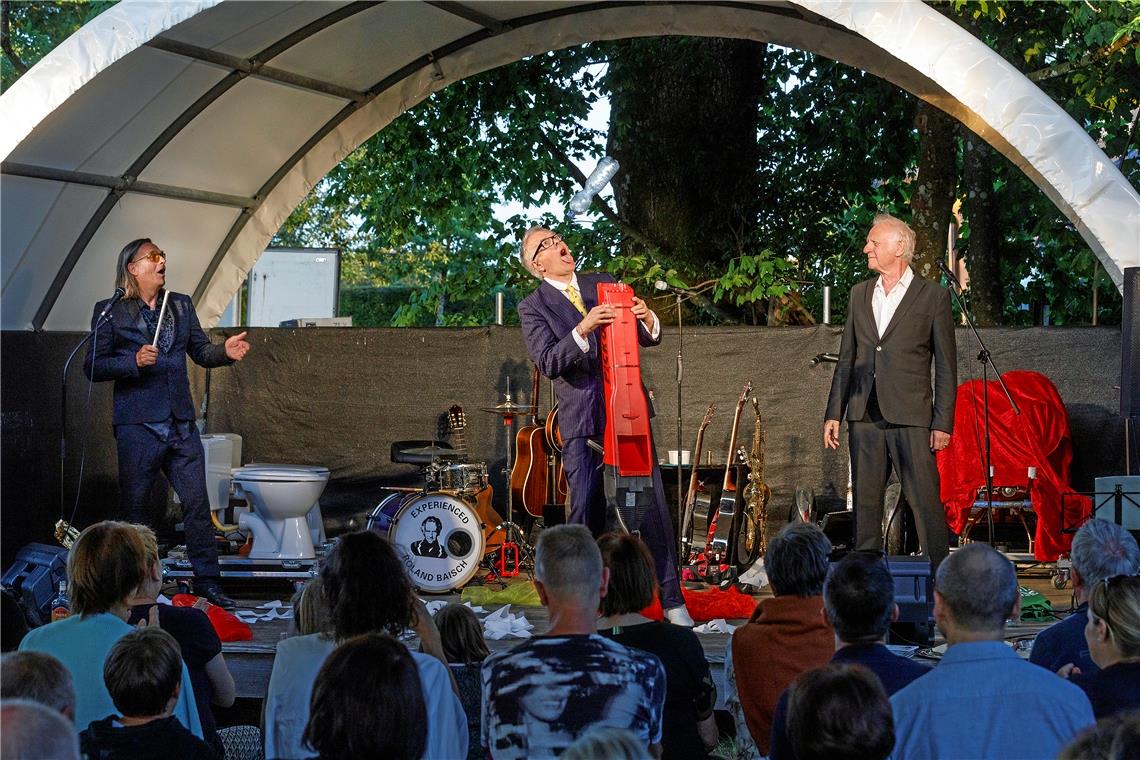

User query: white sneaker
[664,605,695,627]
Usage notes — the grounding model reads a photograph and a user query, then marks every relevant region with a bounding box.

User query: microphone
[938,260,962,290]
[653,280,688,295]
[96,287,126,323]
[810,352,839,366]
[567,156,619,220]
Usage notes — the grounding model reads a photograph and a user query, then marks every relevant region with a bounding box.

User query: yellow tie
[565,284,588,316]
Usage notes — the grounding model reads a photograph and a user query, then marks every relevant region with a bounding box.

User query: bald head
[935,543,1017,636]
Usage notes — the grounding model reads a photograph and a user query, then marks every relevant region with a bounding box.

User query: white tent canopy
[2,0,1136,331]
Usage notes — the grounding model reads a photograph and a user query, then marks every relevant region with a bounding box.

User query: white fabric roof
[2,0,1136,331]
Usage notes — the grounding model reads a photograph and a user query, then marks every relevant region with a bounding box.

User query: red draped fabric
[937,370,1091,561]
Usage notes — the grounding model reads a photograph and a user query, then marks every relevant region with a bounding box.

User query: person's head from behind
[766,523,831,598]
[322,531,414,640]
[434,603,489,665]
[104,627,182,720]
[1057,709,1140,760]
[824,551,897,645]
[68,521,148,616]
[0,699,80,760]
[290,576,331,637]
[597,532,657,617]
[303,633,427,760]
[0,652,75,721]
[787,663,894,760]
[934,543,1017,641]
[1070,518,1139,599]
[126,523,163,600]
[1085,573,1140,667]
[534,525,607,610]
[561,725,653,760]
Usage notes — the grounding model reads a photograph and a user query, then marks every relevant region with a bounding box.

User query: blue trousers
[115,423,219,579]
[562,436,684,609]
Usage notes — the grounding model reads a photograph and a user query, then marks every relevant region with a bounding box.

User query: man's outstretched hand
[225,331,250,361]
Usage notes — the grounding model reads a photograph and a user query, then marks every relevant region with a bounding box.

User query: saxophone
[741,397,771,560]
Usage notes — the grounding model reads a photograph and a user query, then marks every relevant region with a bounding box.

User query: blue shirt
[891,640,1094,760]
[19,612,202,737]
[1028,602,1097,675]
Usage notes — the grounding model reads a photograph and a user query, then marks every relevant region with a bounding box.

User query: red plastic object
[171,593,252,642]
[497,542,520,577]
[597,282,653,478]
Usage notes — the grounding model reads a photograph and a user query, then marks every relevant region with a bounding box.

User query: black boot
[195,579,236,610]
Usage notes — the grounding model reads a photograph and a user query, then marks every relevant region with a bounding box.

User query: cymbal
[402,446,464,460]
[480,401,535,416]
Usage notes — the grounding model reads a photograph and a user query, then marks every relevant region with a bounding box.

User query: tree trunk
[910,102,958,281]
[604,38,766,274]
[961,132,1004,325]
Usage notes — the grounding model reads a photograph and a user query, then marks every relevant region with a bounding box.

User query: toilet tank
[200,435,236,511]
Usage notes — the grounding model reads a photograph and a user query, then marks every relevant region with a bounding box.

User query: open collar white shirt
[872,265,914,338]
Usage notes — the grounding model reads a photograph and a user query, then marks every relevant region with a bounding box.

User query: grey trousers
[848,392,950,572]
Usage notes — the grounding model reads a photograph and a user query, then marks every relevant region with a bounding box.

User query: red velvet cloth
[937,370,1090,561]
[171,593,253,642]
[640,585,758,622]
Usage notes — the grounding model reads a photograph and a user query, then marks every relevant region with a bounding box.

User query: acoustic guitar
[510,366,549,518]
[705,381,752,568]
[679,403,716,563]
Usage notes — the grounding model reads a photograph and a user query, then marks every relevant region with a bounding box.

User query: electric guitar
[705,381,752,568]
[679,404,716,563]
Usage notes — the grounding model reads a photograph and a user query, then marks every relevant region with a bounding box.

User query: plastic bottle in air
[567,156,619,219]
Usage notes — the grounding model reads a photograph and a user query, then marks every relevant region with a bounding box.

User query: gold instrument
[54,519,80,549]
[739,397,771,563]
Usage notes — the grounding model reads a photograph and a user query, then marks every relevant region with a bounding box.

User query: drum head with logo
[389,492,485,593]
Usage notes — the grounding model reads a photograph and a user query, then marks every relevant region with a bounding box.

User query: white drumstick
[152,290,170,347]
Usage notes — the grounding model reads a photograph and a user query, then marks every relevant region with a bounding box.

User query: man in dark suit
[824,214,957,571]
[84,238,249,609]
[517,227,692,625]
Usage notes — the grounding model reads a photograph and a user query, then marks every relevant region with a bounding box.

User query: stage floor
[210,558,1075,710]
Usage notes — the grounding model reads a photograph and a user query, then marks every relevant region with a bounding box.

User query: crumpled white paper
[737,557,769,588]
[420,599,486,617]
[234,599,293,624]
[482,604,534,640]
[693,618,736,635]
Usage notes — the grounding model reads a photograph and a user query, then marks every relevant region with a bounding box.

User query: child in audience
[434,603,489,760]
[79,627,217,759]
[786,663,894,760]
[290,576,330,637]
[302,632,427,760]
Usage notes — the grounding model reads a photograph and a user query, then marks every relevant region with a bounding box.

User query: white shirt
[872,266,914,338]
[544,275,661,352]
[264,633,468,760]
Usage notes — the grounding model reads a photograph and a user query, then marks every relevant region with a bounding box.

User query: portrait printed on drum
[410,516,448,558]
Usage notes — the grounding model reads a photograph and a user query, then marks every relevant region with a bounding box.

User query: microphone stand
[59,311,112,523]
[941,266,1020,547]
[673,289,685,560]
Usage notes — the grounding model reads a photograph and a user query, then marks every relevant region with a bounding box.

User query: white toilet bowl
[232,464,329,560]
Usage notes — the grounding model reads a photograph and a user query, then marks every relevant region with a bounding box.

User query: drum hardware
[401,446,465,461]
[481,383,537,571]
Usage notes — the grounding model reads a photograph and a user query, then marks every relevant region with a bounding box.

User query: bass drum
[368,491,485,593]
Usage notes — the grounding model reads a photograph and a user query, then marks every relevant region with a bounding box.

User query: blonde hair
[1088,574,1140,658]
[126,523,160,567]
[291,577,331,637]
[872,214,915,262]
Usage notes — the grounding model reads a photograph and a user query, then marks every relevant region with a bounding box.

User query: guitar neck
[721,410,745,491]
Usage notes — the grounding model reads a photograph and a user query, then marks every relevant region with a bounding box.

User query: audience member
[126,524,233,755]
[562,725,654,760]
[289,576,330,637]
[435,602,490,760]
[481,525,666,759]
[0,651,75,719]
[769,550,928,760]
[891,543,1094,759]
[0,698,80,760]
[1031,518,1139,674]
[724,523,833,758]
[1,587,30,651]
[1062,573,1140,718]
[786,664,894,760]
[1056,709,1140,760]
[596,533,717,759]
[17,521,201,735]
[79,627,217,759]
[302,633,427,760]
[264,531,466,759]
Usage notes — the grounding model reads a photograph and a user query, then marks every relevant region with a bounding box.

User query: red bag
[171,593,253,642]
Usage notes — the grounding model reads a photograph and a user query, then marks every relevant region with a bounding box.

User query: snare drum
[430,463,489,494]
[368,491,485,593]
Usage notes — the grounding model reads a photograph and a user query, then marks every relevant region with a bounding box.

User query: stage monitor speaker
[887,555,934,645]
[820,509,854,558]
[1122,267,1139,419]
[1,543,68,627]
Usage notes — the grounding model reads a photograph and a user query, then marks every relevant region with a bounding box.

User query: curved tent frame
[2,0,1136,331]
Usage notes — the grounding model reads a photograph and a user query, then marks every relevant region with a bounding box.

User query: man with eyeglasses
[83,238,250,610]
[516,226,693,626]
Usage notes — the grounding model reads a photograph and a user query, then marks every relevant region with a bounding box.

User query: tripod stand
[481,392,536,574]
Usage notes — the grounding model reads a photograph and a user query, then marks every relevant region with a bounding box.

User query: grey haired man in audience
[0,651,76,722]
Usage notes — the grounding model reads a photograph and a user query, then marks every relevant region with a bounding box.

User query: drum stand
[481,391,536,575]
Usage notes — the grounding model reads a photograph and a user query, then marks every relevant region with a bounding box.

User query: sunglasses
[530,233,562,263]
[131,250,166,264]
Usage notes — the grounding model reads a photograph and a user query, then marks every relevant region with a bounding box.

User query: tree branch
[1027,35,1133,82]
[1,1,30,76]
